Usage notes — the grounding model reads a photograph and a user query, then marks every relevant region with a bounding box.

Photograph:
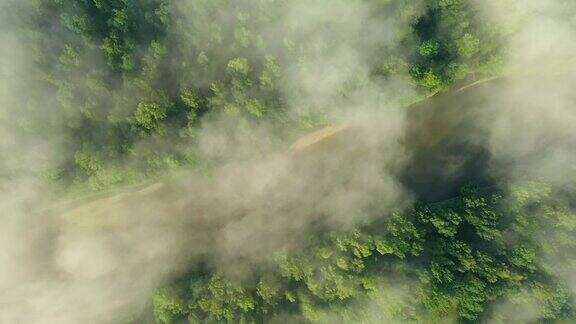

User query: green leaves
[34,0,506,190]
[134,101,167,131]
[191,275,256,322]
[153,287,187,324]
[418,40,440,58]
[510,246,537,272]
[411,0,503,93]
[455,275,487,320]
[430,209,461,237]
[456,33,480,59]
[461,185,502,241]
[59,45,81,67]
[24,2,576,322]
[374,212,424,258]
[226,57,251,77]
[152,180,576,323]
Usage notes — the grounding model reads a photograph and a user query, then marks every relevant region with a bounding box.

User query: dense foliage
[7,0,575,323]
[13,0,502,193]
[152,183,576,323]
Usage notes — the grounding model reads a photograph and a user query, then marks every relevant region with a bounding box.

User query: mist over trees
[8,0,502,192]
[1,0,576,323]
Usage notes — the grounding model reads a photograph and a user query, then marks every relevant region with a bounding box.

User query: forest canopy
[6,0,503,191]
[1,0,576,323]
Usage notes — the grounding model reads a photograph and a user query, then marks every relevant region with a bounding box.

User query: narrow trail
[52,76,505,222]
